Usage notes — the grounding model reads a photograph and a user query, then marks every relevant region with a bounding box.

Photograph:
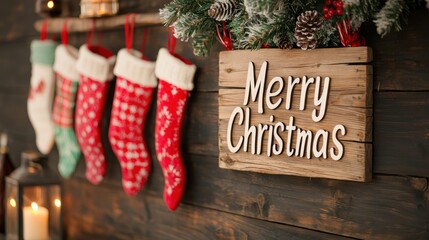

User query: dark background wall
[1,1,428,239]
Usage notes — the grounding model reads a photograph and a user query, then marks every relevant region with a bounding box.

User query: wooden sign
[218,47,372,182]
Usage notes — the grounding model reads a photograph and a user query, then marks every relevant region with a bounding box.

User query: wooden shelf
[34,13,163,33]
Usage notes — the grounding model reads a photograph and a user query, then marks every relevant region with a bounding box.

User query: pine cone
[208,0,237,21]
[294,10,323,50]
[276,38,292,49]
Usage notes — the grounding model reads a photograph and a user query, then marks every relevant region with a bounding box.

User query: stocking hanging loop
[141,28,148,59]
[124,13,136,50]
[40,20,48,41]
[167,27,177,54]
[86,19,96,48]
[61,19,69,45]
[167,27,176,54]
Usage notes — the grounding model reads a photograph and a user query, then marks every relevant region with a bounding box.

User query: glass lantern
[5,151,62,240]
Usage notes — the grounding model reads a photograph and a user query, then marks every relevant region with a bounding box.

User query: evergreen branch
[374,0,409,37]
[160,0,423,56]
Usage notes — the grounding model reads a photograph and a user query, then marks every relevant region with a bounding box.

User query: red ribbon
[125,14,136,50]
[167,27,177,53]
[86,19,96,48]
[337,19,366,47]
[40,20,48,41]
[216,21,232,50]
[141,28,148,59]
[61,19,69,45]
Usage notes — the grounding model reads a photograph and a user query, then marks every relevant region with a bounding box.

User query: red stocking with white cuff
[75,44,116,184]
[109,49,156,195]
[155,48,196,210]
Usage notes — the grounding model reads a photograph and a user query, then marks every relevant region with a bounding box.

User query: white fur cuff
[54,45,79,81]
[114,49,157,87]
[76,44,116,82]
[155,48,196,91]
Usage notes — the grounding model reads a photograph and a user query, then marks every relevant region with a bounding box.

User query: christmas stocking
[75,45,116,184]
[52,44,81,178]
[109,49,157,195]
[155,48,196,210]
[28,40,58,154]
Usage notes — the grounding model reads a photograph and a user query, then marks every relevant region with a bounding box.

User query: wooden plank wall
[0,1,428,239]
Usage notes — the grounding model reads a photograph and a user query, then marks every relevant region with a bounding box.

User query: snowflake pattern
[155,80,190,210]
[108,77,154,195]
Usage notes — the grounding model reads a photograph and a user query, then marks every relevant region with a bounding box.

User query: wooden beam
[34,13,163,33]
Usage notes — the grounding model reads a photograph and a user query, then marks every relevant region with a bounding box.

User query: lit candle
[23,202,49,240]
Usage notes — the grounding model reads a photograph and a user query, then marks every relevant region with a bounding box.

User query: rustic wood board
[373,92,429,177]
[2,2,429,239]
[364,8,429,91]
[218,47,373,182]
[64,179,353,240]
[68,154,429,240]
[185,154,429,240]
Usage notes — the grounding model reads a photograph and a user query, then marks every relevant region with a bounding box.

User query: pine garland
[344,0,381,30]
[374,0,408,37]
[160,0,425,56]
[208,0,238,21]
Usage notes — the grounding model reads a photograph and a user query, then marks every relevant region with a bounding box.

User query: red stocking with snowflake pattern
[109,49,156,195]
[75,45,116,184]
[155,48,196,210]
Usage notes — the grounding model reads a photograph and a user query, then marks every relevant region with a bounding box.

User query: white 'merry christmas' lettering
[226,61,347,161]
[242,61,330,122]
[226,107,346,160]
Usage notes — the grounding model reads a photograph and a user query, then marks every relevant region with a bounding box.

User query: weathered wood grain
[363,7,429,91]
[218,141,372,182]
[373,92,429,177]
[219,47,372,69]
[0,1,39,42]
[219,48,372,181]
[219,92,372,142]
[220,64,372,104]
[0,38,33,93]
[1,1,428,239]
[187,91,429,178]
[67,153,429,240]
[66,216,137,240]
[34,13,162,34]
[65,90,427,180]
[184,154,429,240]
[64,178,353,240]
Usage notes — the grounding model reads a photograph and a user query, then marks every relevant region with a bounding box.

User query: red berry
[326,0,332,5]
[336,8,343,15]
[323,6,329,12]
[324,13,330,19]
[338,1,344,7]
[328,8,335,16]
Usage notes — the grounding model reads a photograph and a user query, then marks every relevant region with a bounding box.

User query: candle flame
[9,198,16,208]
[54,199,61,208]
[47,0,54,9]
[31,202,39,211]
